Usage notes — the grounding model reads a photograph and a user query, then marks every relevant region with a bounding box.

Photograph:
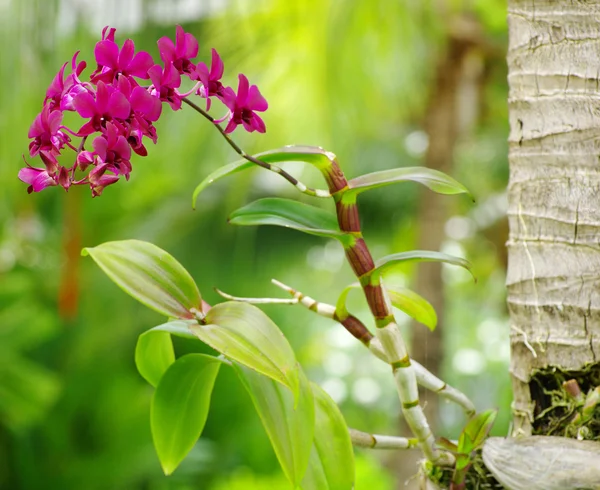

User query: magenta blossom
[45,53,88,112]
[88,163,120,197]
[18,151,65,193]
[158,25,199,76]
[92,27,154,84]
[18,167,57,194]
[28,103,71,156]
[20,25,269,197]
[148,63,182,111]
[222,74,268,134]
[73,81,131,135]
[92,122,132,178]
[195,48,226,110]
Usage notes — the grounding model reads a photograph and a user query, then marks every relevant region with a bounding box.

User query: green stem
[182,97,330,198]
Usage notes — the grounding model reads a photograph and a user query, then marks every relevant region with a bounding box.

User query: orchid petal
[247,85,268,112]
[73,91,98,118]
[183,32,199,59]
[118,39,135,70]
[46,63,67,100]
[128,51,154,78]
[95,81,110,114]
[92,136,109,160]
[47,110,64,134]
[95,40,119,68]
[224,118,237,134]
[210,48,224,79]
[148,64,163,89]
[237,74,249,104]
[131,87,162,121]
[157,36,176,64]
[108,91,131,119]
[251,113,266,133]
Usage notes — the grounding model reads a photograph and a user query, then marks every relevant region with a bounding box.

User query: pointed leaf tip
[229,198,353,246]
[83,240,202,319]
[348,167,471,198]
[234,364,314,487]
[151,354,221,475]
[371,250,475,283]
[192,160,254,208]
[386,286,437,331]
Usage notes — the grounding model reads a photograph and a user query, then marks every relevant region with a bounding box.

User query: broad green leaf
[190,302,300,396]
[301,383,355,490]
[371,251,474,283]
[82,240,202,319]
[192,160,254,208]
[254,145,337,171]
[347,167,471,197]
[135,330,175,387]
[334,282,361,319]
[234,364,314,487]
[151,354,221,475]
[461,409,498,452]
[386,286,437,331]
[229,198,353,246]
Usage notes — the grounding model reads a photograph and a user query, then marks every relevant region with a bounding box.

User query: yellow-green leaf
[151,354,221,475]
[82,240,202,319]
[234,363,314,487]
[190,302,300,397]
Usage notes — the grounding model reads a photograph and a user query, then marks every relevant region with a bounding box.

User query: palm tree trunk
[507,0,600,435]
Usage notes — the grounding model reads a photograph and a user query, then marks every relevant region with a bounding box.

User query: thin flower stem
[182,97,330,198]
[349,428,418,450]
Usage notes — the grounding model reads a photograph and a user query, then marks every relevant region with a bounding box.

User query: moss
[423,452,503,489]
[529,363,600,441]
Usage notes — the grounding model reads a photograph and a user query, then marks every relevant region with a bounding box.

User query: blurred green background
[0,0,510,489]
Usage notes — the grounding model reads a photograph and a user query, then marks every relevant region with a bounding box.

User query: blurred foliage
[0,0,509,489]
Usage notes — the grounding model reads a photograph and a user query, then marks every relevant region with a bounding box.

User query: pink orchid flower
[222,74,268,134]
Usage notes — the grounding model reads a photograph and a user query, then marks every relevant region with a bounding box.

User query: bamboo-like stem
[269,280,475,418]
[193,99,453,466]
[334,193,453,465]
[182,97,330,198]
[349,428,418,450]
[369,339,475,417]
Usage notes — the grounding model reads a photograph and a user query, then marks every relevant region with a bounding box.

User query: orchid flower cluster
[19,26,268,197]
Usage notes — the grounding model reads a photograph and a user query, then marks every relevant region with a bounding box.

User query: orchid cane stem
[193,97,454,466]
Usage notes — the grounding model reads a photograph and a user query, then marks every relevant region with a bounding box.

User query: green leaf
[82,240,202,320]
[192,160,254,208]
[386,286,437,331]
[301,383,355,490]
[254,145,337,170]
[438,437,458,452]
[371,251,474,283]
[229,198,352,245]
[190,302,300,397]
[151,354,221,475]
[461,409,498,452]
[234,364,314,487]
[334,282,361,319]
[347,167,471,198]
[135,330,175,387]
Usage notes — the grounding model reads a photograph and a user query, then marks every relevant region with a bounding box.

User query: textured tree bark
[507,0,600,434]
